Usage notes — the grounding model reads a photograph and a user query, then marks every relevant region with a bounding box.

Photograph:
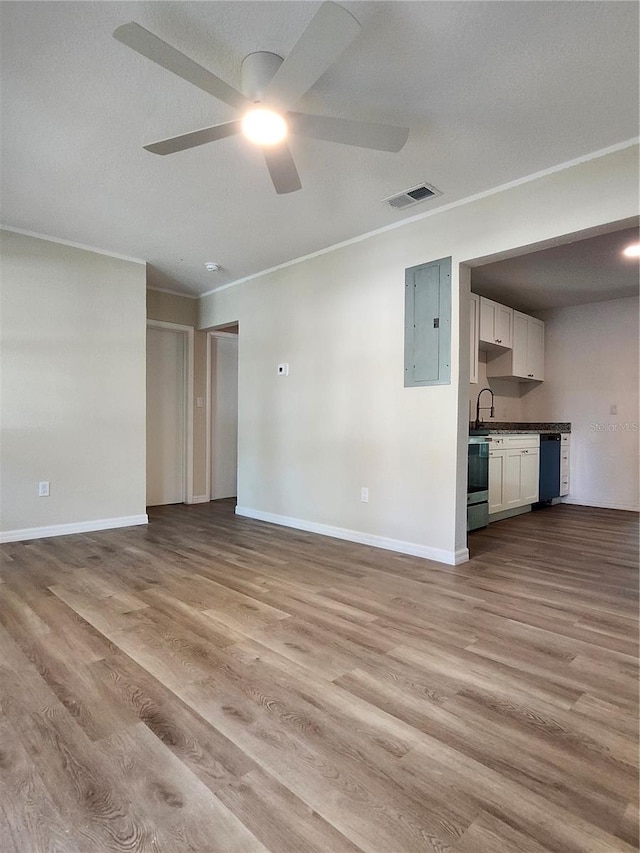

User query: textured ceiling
[1,1,638,296]
[471,224,640,313]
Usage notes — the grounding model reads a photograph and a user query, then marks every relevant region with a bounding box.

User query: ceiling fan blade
[288,112,409,152]
[144,121,241,155]
[263,143,302,194]
[264,2,361,110]
[113,22,250,112]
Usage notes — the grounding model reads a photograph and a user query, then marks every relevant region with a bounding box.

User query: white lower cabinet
[488,449,506,513]
[489,434,540,515]
[518,447,540,505]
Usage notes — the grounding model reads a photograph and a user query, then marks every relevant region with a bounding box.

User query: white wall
[197,145,638,564]
[0,231,147,540]
[201,232,466,563]
[147,288,197,327]
[469,351,525,423]
[521,296,639,511]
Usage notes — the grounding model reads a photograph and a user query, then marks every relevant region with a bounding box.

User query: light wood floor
[1,501,638,853]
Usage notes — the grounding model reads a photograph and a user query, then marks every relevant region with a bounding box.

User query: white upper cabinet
[479,296,513,350]
[511,312,529,378]
[487,310,545,382]
[525,314,545,380]
[470,293,479,384]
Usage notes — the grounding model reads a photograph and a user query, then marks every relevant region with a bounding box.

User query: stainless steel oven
[467,436,489,531]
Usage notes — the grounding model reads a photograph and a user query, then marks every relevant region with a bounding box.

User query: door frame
[205,330,239,501]
[146,319,195,504]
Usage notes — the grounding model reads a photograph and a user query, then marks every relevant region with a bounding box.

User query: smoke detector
[383,182,442,210]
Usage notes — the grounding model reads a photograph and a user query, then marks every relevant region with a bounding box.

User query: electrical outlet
[38,481,50,497]
[360,486,369,503]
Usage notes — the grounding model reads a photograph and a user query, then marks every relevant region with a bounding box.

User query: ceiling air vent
[383,182,442,210]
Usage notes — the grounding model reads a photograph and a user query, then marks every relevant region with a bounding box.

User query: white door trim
[146,319,195,504]
[206,330,239,501]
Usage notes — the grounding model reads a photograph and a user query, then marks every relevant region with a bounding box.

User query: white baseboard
[488,505,531,523]
[561,496,639,513]
[453,548,470,565]
[0,514,148,544]
[189,495,210,504]
[235,506,468,565]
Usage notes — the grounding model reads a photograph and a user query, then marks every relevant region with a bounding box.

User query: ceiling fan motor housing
[241,51,284,102]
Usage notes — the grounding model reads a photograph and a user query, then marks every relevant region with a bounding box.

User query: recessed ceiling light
[241,108,287,146]
[623,243,640,257]
[205,262,221,272]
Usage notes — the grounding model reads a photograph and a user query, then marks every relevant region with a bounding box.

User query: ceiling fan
[113,2,409,194]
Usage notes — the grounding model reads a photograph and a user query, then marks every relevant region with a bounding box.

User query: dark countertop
[470,421,571,434]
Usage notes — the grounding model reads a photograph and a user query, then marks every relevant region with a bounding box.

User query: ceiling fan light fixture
[241,108,287,146]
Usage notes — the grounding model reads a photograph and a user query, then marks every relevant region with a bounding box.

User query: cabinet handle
[495,338,502,343]
[522,449,528,454]
[528,373,534,377]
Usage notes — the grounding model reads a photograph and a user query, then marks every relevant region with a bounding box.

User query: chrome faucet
[474,387,495,430]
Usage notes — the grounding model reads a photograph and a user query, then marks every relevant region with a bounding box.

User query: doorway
[146,321,193,506]
[208,331,239,500]
[462,217,639,551]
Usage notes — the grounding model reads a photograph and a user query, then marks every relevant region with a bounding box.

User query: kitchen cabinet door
[504,449,524,508]
[520,448,540,504]
[479,297,495,344]
[511,312,529,378]
[495,302,513,349]
[470,293,479,384]
[526,317,544,380]
[479,296,513,349]
[488,450,506,513]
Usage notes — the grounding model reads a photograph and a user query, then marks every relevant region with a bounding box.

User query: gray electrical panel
[404,256,451,387]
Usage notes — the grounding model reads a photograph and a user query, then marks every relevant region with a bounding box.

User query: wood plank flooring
[1,501,638,852]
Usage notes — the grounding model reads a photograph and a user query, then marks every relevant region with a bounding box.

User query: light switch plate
[277,363,289,376]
